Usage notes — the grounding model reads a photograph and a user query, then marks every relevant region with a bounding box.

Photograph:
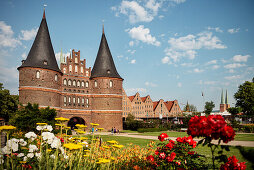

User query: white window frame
[36,71,40,79]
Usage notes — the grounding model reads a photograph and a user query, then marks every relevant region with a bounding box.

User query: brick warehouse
[17,10,123,130]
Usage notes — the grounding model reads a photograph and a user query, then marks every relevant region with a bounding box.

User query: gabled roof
[128,95,135,102]
[164,101,174,112]
[153,101,160,111]
[18,10,61,73]
[141,96,148,102]
[90,28,122,79]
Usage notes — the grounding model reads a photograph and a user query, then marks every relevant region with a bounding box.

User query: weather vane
[44,4,47,9]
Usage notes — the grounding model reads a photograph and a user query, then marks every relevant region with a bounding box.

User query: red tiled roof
[164,101,174,112]
[141,96,148,102]
[153,101,160,111]
[128,95,135,102]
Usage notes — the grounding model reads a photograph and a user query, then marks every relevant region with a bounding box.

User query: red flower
[158,133,169,142]
[188,151,195,155]
[166,140,175,150]
[159,152,166,159]
[220,156,246,170]
[166,152,176,162]
[175,161,181,165]
[146,155,155,162]
[176,137,184,143]
[155,149,159,155]
[221,125,235,143]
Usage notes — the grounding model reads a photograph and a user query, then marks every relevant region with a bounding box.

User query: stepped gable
[164,101,174,112]
[153,101,160,110]
[91,27,122,79]
[18,10,61,73]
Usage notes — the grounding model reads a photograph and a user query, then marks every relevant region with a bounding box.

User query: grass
[130,131,254,141]
[99,135,253,170]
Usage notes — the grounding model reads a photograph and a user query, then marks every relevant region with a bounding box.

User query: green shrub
[137,127,167,133]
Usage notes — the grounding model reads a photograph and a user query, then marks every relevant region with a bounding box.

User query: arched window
[85,81,89,88]
[69,65,72,72]
[55,74,58,81]
[82,98,84,104]
[73,80,76,87]
[63,79,67,86]
[68,97,71,103]
[73,97,76,104]
[86,70,89,76]
[80,67,83,73]
[64,96,67,103]
[77,81,80,87]
[86,98,89,105]
[109,80,113,88]
[81,81,85,87]
[36,71,40,79]
[75,57,78,63]
[77,97,80,104]
[63,68,66,74]
[68,79,72,86]
[94,81,97,87]
[75,65,78,73]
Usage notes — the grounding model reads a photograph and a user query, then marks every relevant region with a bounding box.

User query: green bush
[137,127,167,133]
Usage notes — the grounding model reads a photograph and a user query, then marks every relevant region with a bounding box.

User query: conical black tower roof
[18,10,61,73]
[91,28,122,79]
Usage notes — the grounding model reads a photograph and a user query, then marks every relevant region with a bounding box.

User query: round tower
[18,10,62,109]
[90,27,123,131]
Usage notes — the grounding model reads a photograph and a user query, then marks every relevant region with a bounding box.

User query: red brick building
[18,10,123,130]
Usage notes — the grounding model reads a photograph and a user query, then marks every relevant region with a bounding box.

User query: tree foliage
[183,104,197,112]
[10,103,57,132]
[234,78,254,116]
[204,101,215,115]
[0,83,19,122]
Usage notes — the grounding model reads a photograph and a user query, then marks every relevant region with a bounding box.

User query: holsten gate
[17,10,123,130]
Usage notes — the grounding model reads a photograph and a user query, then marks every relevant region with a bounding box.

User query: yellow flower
[36,123,47,125]
[47,149,52,152]
[107,140,118,144]
[63,143,83,150]
[55,124,63,126]
[76,124,87,128]
[90,123,99,126]
[110,157,116,160]
[96,158,110,164]
[19,161,27,164]
[83,155,89,157]
[103,146,110,149]
[1,125,16,130]
[76,130,86,134]
[112,145,124,149]
[55,117,69,122]
[84,150,90,152]
[80,137,88,140]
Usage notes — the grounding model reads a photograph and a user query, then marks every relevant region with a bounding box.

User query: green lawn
[99,135,253,170]
[132,131,254,141]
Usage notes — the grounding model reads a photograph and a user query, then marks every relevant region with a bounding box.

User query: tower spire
[102,24,104,34]
[225,89,228,104]
[221,89,224,104]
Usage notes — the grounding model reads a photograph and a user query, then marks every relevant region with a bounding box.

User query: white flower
[0,159,4,164]
[19,139,27,146]
[50,154,55,159]
[6,138,19,152]
[28,144,38,153]
[59,147,64,154]
[63,154,68,160]
[51,137,61,149]
[82,141,89,147]
[36,125,44,131]
[1,146,11,154]
[46,125,53,132]
[35,152,41,159]
[42,132,55,143]
[17,153,25,157]
[25,132,37,141]
[23,156,27,161]
[27,153,34,158]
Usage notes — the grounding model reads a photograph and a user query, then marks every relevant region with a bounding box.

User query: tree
[0,83,19,122]
[204,101,215,115]
[234,78,254,116]
[10,103,57,132]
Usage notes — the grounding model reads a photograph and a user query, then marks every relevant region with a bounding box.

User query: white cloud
[206,60,217,65]
[161,56,171,64]
[164,31,226,63]
[130,59,136,64]
[171,0,186,4]
[158,15,164,19]
[145,81,157,87]
[224,63,246,69]
[127,25,160,46]
[207,26,223,33]
[228,69,234,73]
[233,54,250,62]
[193,68,204,73]
[127,49,136,54]
[117,1,155,24]
[19,27,38,41]
[0,21,21,48]
[117,55,124,58]
[212,65,219,69]
[228,28,240,34]
[126,88,147,94]
[129,40,134,46]
[21,52,27,59]
[55,51,71,63]
[225,75,241,80]
[177,82,182,87]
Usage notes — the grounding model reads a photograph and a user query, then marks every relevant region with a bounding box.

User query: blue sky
[0,0,253,111]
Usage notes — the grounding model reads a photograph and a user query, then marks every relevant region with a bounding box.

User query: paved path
[96,132,254,147]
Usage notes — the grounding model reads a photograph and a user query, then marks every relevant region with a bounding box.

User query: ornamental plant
[188,115,245,170]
